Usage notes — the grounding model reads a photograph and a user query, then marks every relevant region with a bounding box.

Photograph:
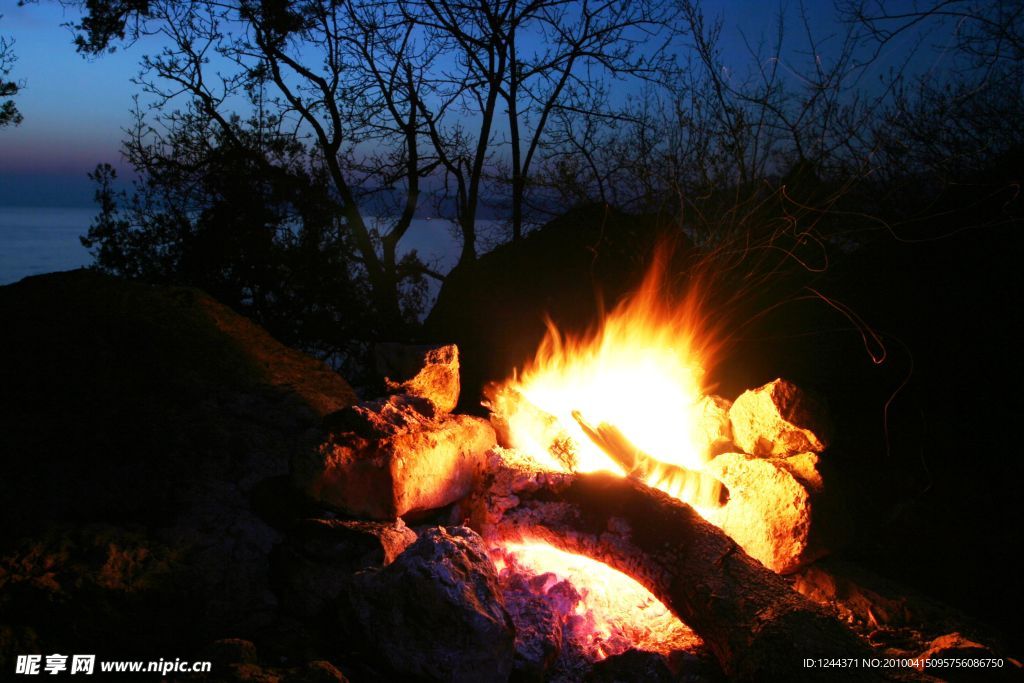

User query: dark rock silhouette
[338,526,516,683]
[424,205,666,412]
[0,270,357,669]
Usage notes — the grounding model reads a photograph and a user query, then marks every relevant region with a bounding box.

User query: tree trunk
[370,267,406,340]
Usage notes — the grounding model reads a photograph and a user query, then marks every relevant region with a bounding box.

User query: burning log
[485,383,580,471]
[570,411,729,508]
[470,454,877,681]
[488,376,830,572]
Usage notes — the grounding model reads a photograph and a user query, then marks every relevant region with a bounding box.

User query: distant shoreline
[0,208,464,290]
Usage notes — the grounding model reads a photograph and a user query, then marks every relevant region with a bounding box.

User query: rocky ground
[0,271,367,680]
[2,216,1020,681]
[0,271,672,682]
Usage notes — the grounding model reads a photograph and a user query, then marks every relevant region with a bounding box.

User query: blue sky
[0,2,145,204]
[0,1,930,208]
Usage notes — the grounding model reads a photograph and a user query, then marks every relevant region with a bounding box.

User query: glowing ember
[488,252,726,511]
[492,541,701,663]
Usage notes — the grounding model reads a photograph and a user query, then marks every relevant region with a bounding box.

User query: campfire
[288,257,1010,681]
[483,254,829,576]
[485,254,727,511]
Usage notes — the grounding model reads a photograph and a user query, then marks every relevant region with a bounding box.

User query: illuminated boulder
[728,379,830,457]
[703,451,825,573]
[378,343,462,415]
[696,394,733,456]
[294,394,496,519]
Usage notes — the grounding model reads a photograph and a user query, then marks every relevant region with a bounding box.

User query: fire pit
[284,258,1014,682]
[484,256,830,575]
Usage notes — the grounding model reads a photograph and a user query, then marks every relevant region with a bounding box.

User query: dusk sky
[0,2,150,206]
[0,1,931,209]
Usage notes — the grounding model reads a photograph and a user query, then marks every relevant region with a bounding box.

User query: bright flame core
[491,253,725,508]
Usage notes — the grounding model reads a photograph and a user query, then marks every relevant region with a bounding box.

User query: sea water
[0,206,95,285]
[0,207,464,294]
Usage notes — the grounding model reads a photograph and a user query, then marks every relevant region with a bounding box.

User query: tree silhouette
[64,0,1022,361]
[67,0,679,337]
[1,15,21,127]
[82,112,385,366]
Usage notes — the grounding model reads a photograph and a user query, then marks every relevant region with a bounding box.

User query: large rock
[703,451,825,573]
[295,395,495,519]
[270,519,416,619]
[728,379,830,457]
[696,394,734,457]
[378,343,461,415]
[505,592,562,681]
[340,527,515,682]
[424,206,668,411]
[914,633,1009,681]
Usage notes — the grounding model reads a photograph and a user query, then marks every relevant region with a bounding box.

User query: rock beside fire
[289,518,416,566]
[703,451,825,573]
[585,649,675,682]
[729,379,830,457]
[270,518,416,619]
[696,394,734,457]
[498,580,563,680]
[293,395,496,519]
[340,527,515,683]
[914,633,1013,681]
[378,343,461,415]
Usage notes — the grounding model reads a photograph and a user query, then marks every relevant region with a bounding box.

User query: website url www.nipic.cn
[15,654,212,676]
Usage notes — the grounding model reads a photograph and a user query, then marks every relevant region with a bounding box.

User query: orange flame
[490,248,727,510]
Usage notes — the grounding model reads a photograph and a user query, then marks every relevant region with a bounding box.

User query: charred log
[485,383,581,471]
[470,459,878,681]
